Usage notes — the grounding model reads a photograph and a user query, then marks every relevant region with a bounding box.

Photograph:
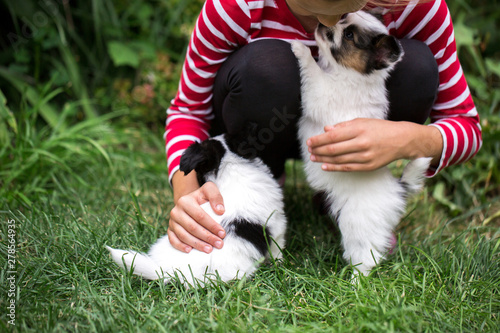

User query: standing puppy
[291,11,430,276]
[107,132,287,287]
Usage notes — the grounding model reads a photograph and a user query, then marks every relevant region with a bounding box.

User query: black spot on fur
[229,219,269,257]
[179,139,226,185]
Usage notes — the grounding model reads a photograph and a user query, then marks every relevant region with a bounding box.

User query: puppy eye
[343,30,354,41]
[326,31,333,40]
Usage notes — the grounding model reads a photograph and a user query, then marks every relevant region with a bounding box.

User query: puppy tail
[106,246,166,281]
[400,157,432,194]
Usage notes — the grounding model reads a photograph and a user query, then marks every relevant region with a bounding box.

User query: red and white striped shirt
[165,0,482,181]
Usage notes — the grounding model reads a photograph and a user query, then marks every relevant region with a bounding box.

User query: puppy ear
[372,34,403,70]
[179,142,205,176]
[179,140,226,182]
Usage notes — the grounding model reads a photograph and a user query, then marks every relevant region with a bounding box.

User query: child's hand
[167,181,226,254]
[306,118,442,171]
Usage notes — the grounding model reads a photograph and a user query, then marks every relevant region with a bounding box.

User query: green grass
[0,140,499,332]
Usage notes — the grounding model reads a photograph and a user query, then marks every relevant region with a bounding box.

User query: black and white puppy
[107,132,287,287]
[291,11,431,276]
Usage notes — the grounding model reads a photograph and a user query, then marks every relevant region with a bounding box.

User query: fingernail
[310,155,316,161]
[322,164,327,170]
[185,246,192,253]
[218,231,225,238]
[306,139,311,146]
[216,204,225,212]
[204,245,212,253]
[215,241,223,249]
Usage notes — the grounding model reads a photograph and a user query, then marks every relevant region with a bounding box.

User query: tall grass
[0,85,121,205]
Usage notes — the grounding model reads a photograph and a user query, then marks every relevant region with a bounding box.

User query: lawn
[1,0,499,332]
[0,136,498,332]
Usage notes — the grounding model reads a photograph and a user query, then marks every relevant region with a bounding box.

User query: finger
[169,219,214,254]
[171,199,224,251]
[196,182,226,239]
[199,182,225,216]
[324,119,356,132]
[310,150,374,165]
[167,227,192,253]
[306,125,357,149]
[320,162,375,172]
[309,139,361,158]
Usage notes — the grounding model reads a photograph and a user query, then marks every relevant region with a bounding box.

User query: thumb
[200,181,225,215]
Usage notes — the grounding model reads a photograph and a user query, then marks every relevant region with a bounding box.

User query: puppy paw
[291,40,310,60]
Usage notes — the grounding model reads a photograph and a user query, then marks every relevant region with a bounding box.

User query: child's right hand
[168,172,226,254]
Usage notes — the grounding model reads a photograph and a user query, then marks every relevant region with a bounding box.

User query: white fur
[107,136,287,287]
[292,12,430,276]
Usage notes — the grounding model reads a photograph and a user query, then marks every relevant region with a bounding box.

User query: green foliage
[0,0,203,203]
[0,0,203,129]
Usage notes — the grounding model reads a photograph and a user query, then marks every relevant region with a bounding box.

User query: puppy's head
[179,139,226,185]
[315,11,403,75]
[179,123,267,185]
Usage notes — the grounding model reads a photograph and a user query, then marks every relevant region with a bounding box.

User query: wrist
[400,122,443,165]
[171,170,200,203]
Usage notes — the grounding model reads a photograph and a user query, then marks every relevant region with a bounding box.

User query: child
[165,0,482,254]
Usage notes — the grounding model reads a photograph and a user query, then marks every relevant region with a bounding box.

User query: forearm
[399,121,443,167]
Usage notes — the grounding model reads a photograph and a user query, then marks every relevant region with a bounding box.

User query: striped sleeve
[165,0,251,182]
[384,0,482,176]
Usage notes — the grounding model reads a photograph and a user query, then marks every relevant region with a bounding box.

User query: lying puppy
[107,132,287,286]
[291,11,430,276]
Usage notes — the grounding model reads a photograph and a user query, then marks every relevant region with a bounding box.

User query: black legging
[212,39,439,178]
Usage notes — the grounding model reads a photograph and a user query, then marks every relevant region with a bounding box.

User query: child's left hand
[306,118,442,172]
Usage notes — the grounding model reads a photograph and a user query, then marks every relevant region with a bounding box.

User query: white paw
[291,40,310,60]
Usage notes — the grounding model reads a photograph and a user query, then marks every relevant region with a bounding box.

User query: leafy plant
[0,0,203,125]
